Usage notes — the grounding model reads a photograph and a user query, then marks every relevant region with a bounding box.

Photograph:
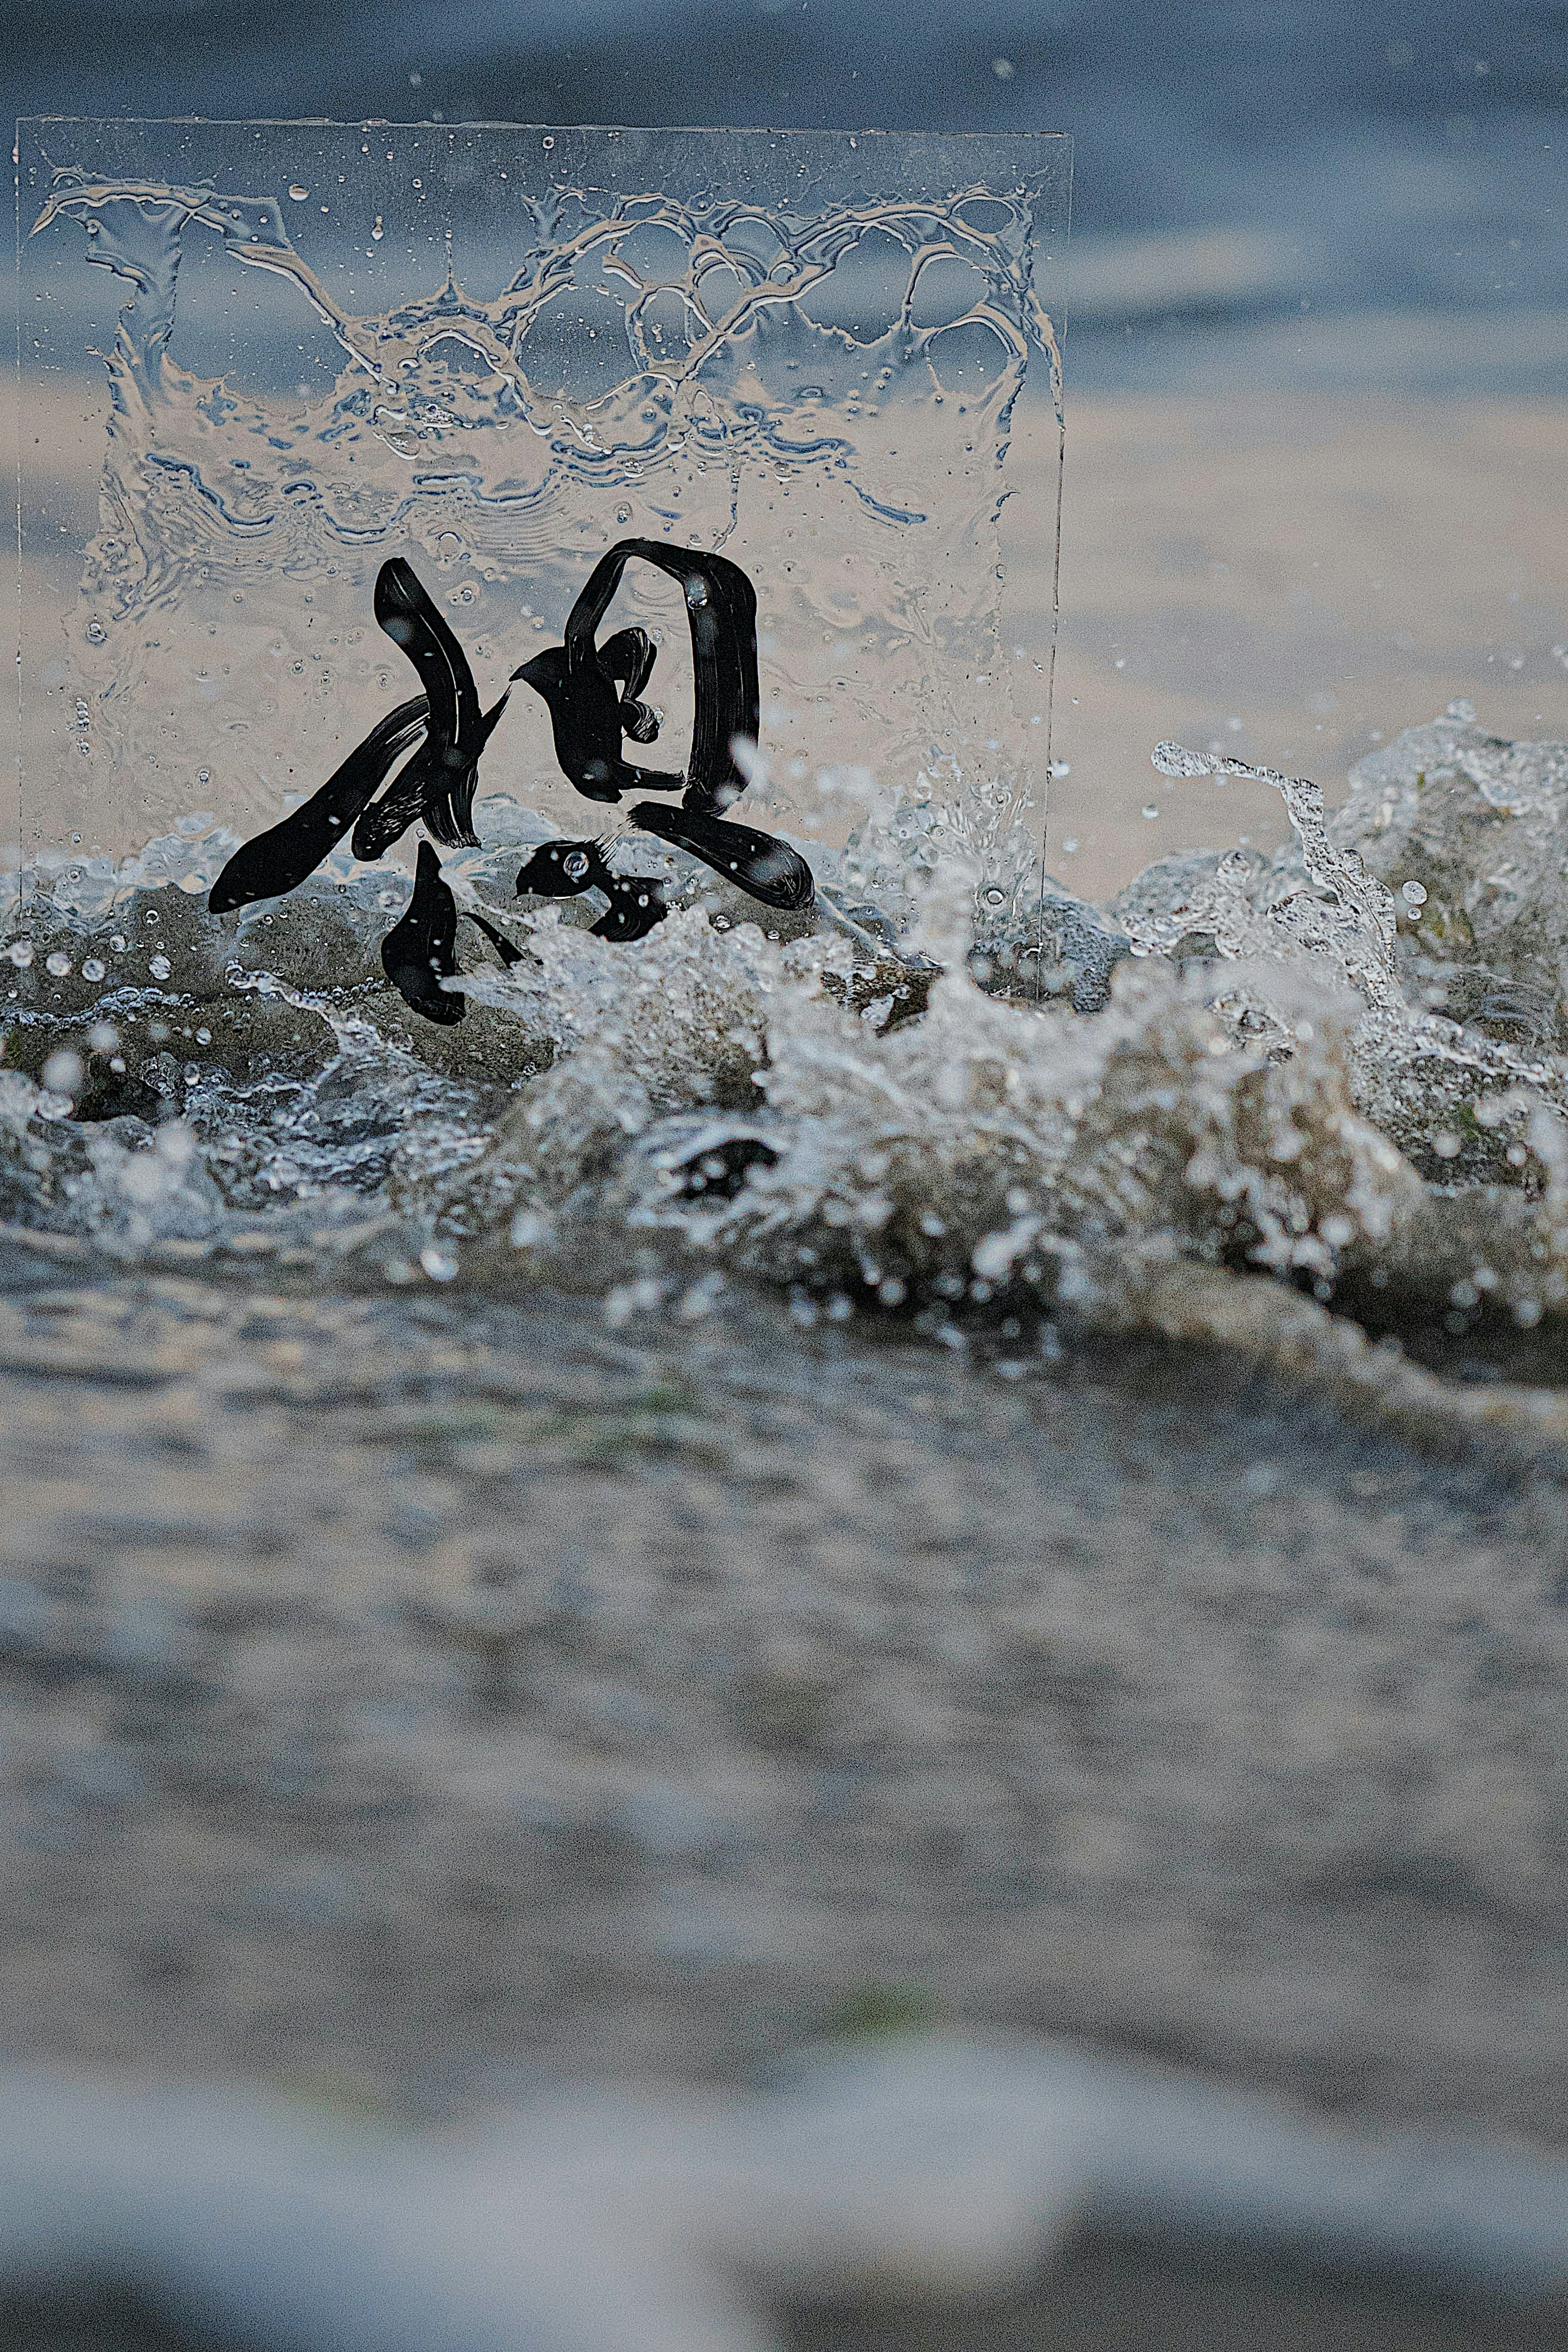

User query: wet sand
[3,1234,1567,2147]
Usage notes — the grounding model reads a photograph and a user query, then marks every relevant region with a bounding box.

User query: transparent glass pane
[15,118,1067,950]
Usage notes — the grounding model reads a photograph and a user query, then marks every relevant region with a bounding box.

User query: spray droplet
[288,185,309,202]
[42,1050,83,1095]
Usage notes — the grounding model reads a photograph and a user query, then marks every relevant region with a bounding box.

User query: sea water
[7,699,1568,1403]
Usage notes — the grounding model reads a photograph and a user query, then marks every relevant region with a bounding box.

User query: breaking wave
[10,699,1568,1449]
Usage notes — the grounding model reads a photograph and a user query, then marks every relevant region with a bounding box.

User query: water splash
[9,706,1568,1415]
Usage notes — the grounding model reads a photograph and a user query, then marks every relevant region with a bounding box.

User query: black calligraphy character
[352,558,511,860]
[209,557,508,913]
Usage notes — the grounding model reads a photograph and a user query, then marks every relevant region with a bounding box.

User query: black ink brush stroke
[629,802,814,912]
[459,906,526,969]
[604,626,661,745]
[512,541,758,811]
[381,840,465,1025]
[514,840,609,899]
[207,695,427,913]
[353,558,510,859]
[590,872,668,943]
[514,839,669,942]
[512,630,682,804]
[580,542,758,812]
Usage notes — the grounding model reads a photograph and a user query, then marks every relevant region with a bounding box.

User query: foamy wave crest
[11,707,1568,1427]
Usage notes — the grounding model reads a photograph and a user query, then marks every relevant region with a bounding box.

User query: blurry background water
[10,0,1568,887]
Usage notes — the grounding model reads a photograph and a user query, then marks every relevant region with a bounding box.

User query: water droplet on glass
[198,768,210,785]
[42,1050,82,1095]
[542,135,555,151]
[7,942,33,968]
[1141,803,1162,820]
[288,185,310,202]
[45,952,72,976]
[82,958,106,983]
[88,1022,118,1051]
[109,936,126,953]
[1401,880,1428,905]
[85,621,107,645]
[615,503,633,524]
[372,216,384,240]
[420,1244,459,1281]
[148,953,172,980]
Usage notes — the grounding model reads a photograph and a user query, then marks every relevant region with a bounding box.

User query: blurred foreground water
[8,1246,1568,2348]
